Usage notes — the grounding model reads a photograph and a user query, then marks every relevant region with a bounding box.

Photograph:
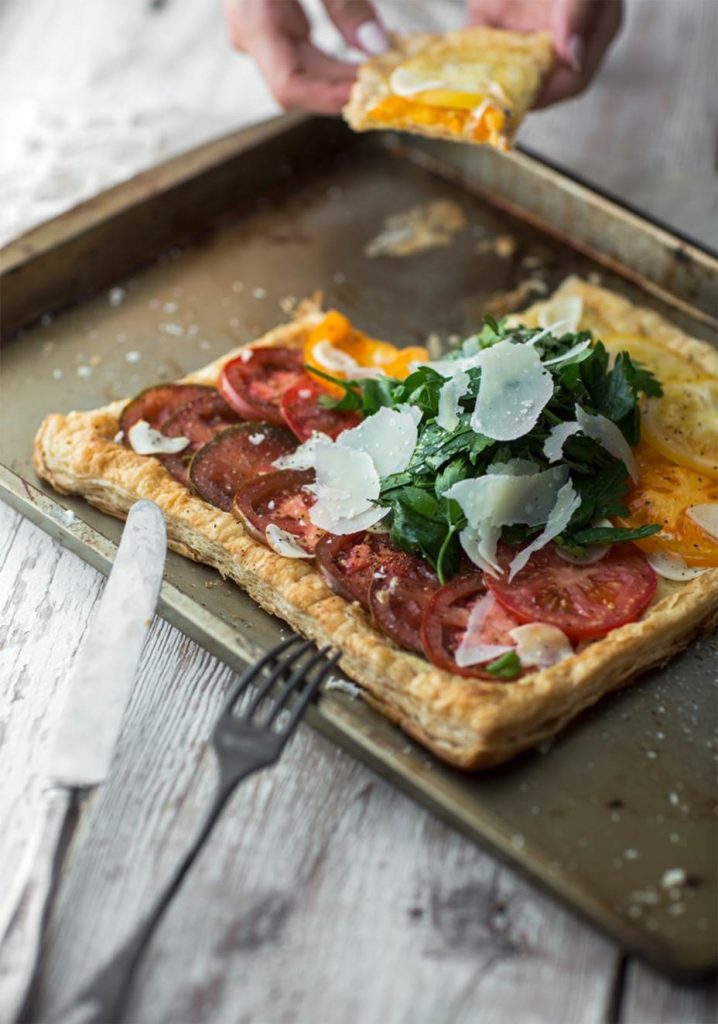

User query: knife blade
[0,499,166,1022]
[49,499,167,786]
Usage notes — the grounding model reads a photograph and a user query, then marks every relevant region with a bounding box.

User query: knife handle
[0,787,72,1023]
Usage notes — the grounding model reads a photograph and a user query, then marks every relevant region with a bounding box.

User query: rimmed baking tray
[2,113,716,981]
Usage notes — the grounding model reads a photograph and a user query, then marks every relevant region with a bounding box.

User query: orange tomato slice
[640,379,718,479]
[614,444,718,566]
[304,311,427,395]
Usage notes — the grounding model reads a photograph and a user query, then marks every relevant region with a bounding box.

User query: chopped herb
[309,318,662,578]
[485,650,522,679]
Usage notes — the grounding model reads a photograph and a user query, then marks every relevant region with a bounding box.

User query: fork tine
[263,645,332,728]
[242,639,315,719]
[277,650,341,737]
[220,635,303,717]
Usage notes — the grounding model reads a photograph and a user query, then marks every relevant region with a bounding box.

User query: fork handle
[0,787,73,1024]
[50,774,245,1024]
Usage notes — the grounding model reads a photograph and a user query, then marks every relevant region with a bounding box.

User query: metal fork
[47,636,339,1024]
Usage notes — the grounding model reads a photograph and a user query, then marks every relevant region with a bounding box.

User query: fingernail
[356,20,389,55]
[567,34,584,73]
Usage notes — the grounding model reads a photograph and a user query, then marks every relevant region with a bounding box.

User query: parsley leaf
[485,651,522,679]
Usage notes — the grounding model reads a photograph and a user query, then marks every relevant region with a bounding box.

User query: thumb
[551,0,594,71]
[323,0,390,55]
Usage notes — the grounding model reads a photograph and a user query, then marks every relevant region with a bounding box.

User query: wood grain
[1,501,715,1023]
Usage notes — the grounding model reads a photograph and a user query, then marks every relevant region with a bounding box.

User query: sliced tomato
[280,375,361,441]
[615,444,718,566]
[487,543,657,641]
[189,423,297,512]
[641,380,718,480]
[420,575,523,679]
[219,347,305,424]
[315,531,420,609]
[160,392,241,486]
[232,469,321,554]
[602,334,709,383]
[120,383,213,436]
[368,559,439,653]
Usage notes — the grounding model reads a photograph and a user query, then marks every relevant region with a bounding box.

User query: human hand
[467,0,623,107]
[224,0,389,115]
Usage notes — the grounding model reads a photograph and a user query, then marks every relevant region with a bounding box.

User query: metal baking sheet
[1,114,716,981]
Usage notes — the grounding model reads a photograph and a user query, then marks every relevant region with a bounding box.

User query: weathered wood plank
[621,961,717,1024]
[1,500,619,1023]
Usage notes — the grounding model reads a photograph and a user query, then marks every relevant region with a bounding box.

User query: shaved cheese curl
[508,481,581,580]
[470,340,553,441]
[437,370,470,432]
[455,593,513,668]
[575,405,638,481]
[509,623,573,668]
[543,421,580,463]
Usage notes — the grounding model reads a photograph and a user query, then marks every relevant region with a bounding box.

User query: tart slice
[344,26,553,150]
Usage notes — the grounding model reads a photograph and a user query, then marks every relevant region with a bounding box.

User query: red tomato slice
[120,383,213,436]
[368,560,439,654]
[232,469,322,554]
[315,531,422,609]
[189,423,297,512]
[420,575,523,679]
[160,392,241,487]
[219,347,305,424]
[280,375,362,441]
[487,543,657,641]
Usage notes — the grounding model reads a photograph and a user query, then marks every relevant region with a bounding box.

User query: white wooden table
[1,2,716,1021]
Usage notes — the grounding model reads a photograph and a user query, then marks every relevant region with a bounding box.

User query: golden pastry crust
[33,284,718,769]
[344,27,553,149]
[517,275,718,377]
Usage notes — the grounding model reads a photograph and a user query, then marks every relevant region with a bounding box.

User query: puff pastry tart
[33,280,718,769]
[344,26,554,149]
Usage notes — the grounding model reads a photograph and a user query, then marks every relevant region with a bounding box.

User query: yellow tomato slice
[303,312,427,395]
[615,444,718,566]
[602,334,707,384]
[640,379,718,479]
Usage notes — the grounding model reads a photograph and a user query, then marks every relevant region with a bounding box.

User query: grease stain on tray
[364,199,467,258]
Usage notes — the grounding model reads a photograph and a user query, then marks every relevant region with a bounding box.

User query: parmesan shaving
[508,481,581,580]
[455,593,512,668]
[308,445,385,535]
[446,466,568,574]
[543,421,581,463]
[543,338,591,366]
[645,550,709,582]
[127,419,190,456]
[339,405,421,479]
[686,503,718,541]
[509,623,573,668]
[437,370,470,432]
[575,405,638,481]
[265,524,313,559]
[470,339,553,441]
[280,407,420,536]
[538,296,583,334]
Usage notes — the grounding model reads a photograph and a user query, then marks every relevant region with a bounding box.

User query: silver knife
[0,500,167,1022]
